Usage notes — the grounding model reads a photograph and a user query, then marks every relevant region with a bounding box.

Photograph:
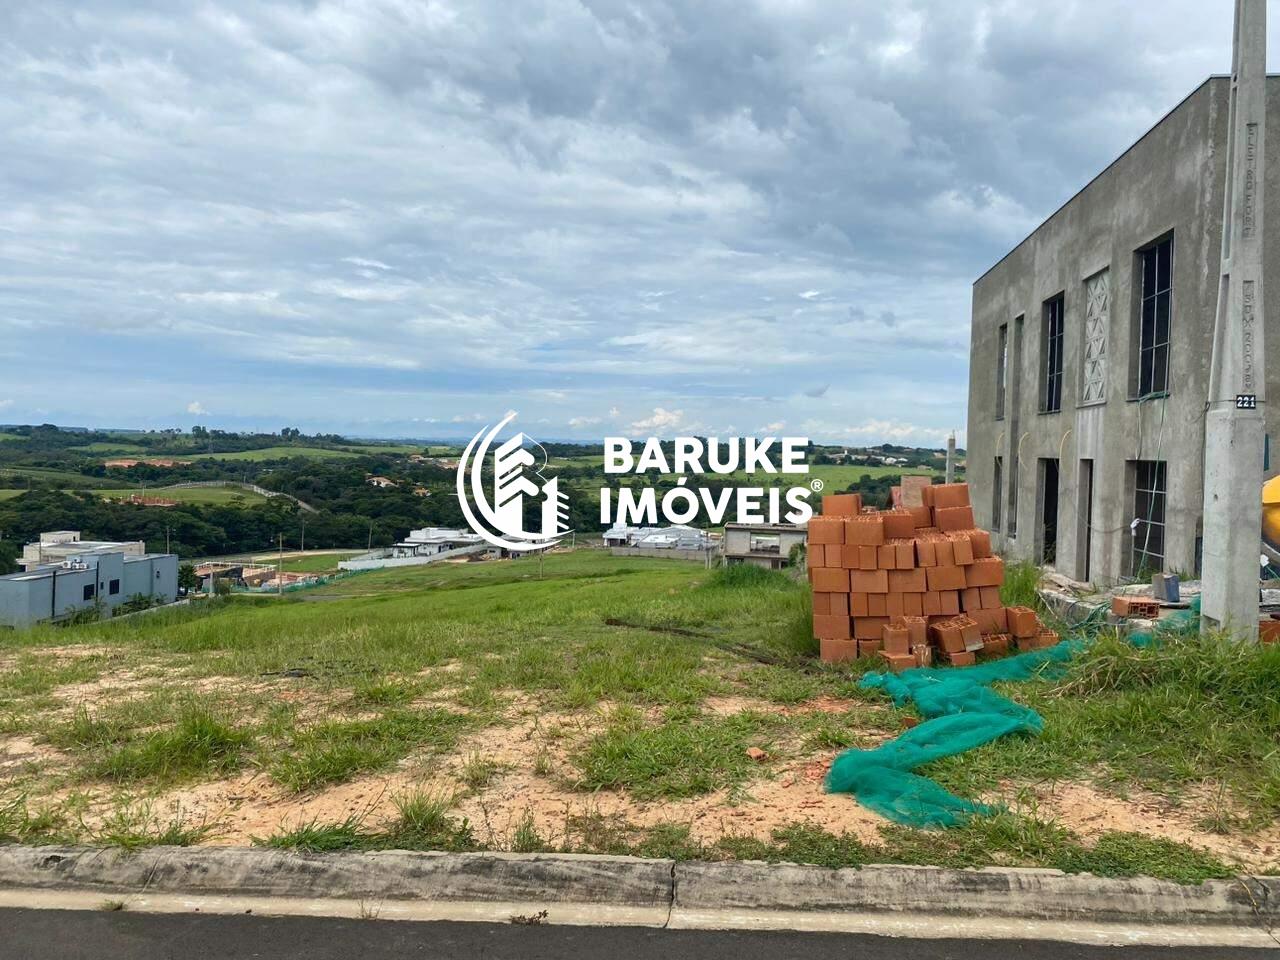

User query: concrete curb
[0,845,1276,932]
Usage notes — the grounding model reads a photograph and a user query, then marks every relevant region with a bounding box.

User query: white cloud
[630,407,684,433]
[758,421,786,433]
[568,416,601,427]
[450,413,484,423]
[342,257,392,271]
[187,401,208,416]
[0,399,12,411]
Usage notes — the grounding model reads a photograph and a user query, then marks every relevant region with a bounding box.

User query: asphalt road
[2,909,1276,960]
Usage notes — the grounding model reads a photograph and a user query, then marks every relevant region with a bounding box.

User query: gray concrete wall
[609,546,709,561]
[969,77,1280,585]
[0,553,178,629]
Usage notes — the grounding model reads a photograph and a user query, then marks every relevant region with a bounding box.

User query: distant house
[604,524,715,557]
[722,522,807,570]
[0,531,178,628]
[412,486,431,497]
[390,528,484,558]
[367,476,398,489]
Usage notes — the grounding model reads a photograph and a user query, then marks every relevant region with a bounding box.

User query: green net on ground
[827,597,1203,828]
[825,642,1078,827]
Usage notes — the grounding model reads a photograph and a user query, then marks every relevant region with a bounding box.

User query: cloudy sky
[0,1,1260,444]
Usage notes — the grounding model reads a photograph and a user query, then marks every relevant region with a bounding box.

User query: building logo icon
[456,412,570,551]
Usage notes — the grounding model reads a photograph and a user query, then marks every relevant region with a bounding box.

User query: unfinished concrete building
[968,76,1280,586]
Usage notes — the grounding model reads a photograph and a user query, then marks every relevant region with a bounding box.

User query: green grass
[0,489,25,501]
[186,446,362,462]
[98,486,269,505]
[335,443,426,456]
[574,705,784,799]
[262,790,477,852]
[924,627,1280,822]
[53,701,253,785]
[999,559,1043,609]
[271,709,473,791]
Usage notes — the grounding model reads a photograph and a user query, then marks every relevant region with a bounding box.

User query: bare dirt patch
[1033,781,1280,872]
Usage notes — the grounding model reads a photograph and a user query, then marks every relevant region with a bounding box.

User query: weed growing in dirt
[262,791,477,853]
[88,705,253,784]
[0,794,68,844]
[89,801,213,850]
[271,709,473,791]
[573,706,784,799]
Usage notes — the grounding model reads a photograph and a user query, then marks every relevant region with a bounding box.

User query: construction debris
[809,483,1047,669]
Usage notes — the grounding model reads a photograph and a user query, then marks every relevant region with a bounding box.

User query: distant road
[2,910,1272,960]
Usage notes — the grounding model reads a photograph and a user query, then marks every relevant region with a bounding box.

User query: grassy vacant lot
[246,551,364,573]
[0,551,1275,881]
[0,490,24,502]
[98,487,269,505]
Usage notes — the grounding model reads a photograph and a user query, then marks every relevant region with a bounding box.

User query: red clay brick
[894,540,915,570]
[820,637,858,663]
[808,544,826,568]
[888,568,927,593]
[926,565,967,591]
[969,529,993,559]
[939,591,960,615]
[933,538,955,567]
[881,651,916,673]
[934,505,976,532]
[845,515,885,546]
[812,568,849,593]
[960,587,983,611]
[881,624,911,655]
[882,510,916,539]
[813,592,831,616]
[982,634,1011,655]
[814,614,852,640]
[965,556,1005,588]
[822,493,862,517]
[827,593,850,618]
[850,569,889,594]
[877,543,896,568]
[949,533,974,565]
[902,616,928,646]
[945,650,977,667]
[858,639,883,658]
[853,616,890,640]
[922,591,942,616]
[969,605,1008,635]
[885,592,905,618]
[850,592,870,618]
[868,593,888,617]
[931,483,971,509]
[903,593,924,617]
[1006,606,1041,638]
[808,515,844,545]
[980,586,1002,608]
[915,538,938,568]
[858,545,879,570]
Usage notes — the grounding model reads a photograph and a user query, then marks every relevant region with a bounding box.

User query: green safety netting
[825,597,1202,828]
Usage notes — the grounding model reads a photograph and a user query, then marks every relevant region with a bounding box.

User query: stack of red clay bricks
[809,484,1057,670]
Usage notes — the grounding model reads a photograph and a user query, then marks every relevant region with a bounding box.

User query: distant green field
[0,432,21,442]
[0,467,113,488]
[98,486,269,505]
[187,446,362,462]
[0,489,25,501]
[72,442,148,455]
[336,443,425,456]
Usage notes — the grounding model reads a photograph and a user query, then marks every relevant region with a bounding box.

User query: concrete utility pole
[945,433,957,484]
[1202,0,1267,641]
